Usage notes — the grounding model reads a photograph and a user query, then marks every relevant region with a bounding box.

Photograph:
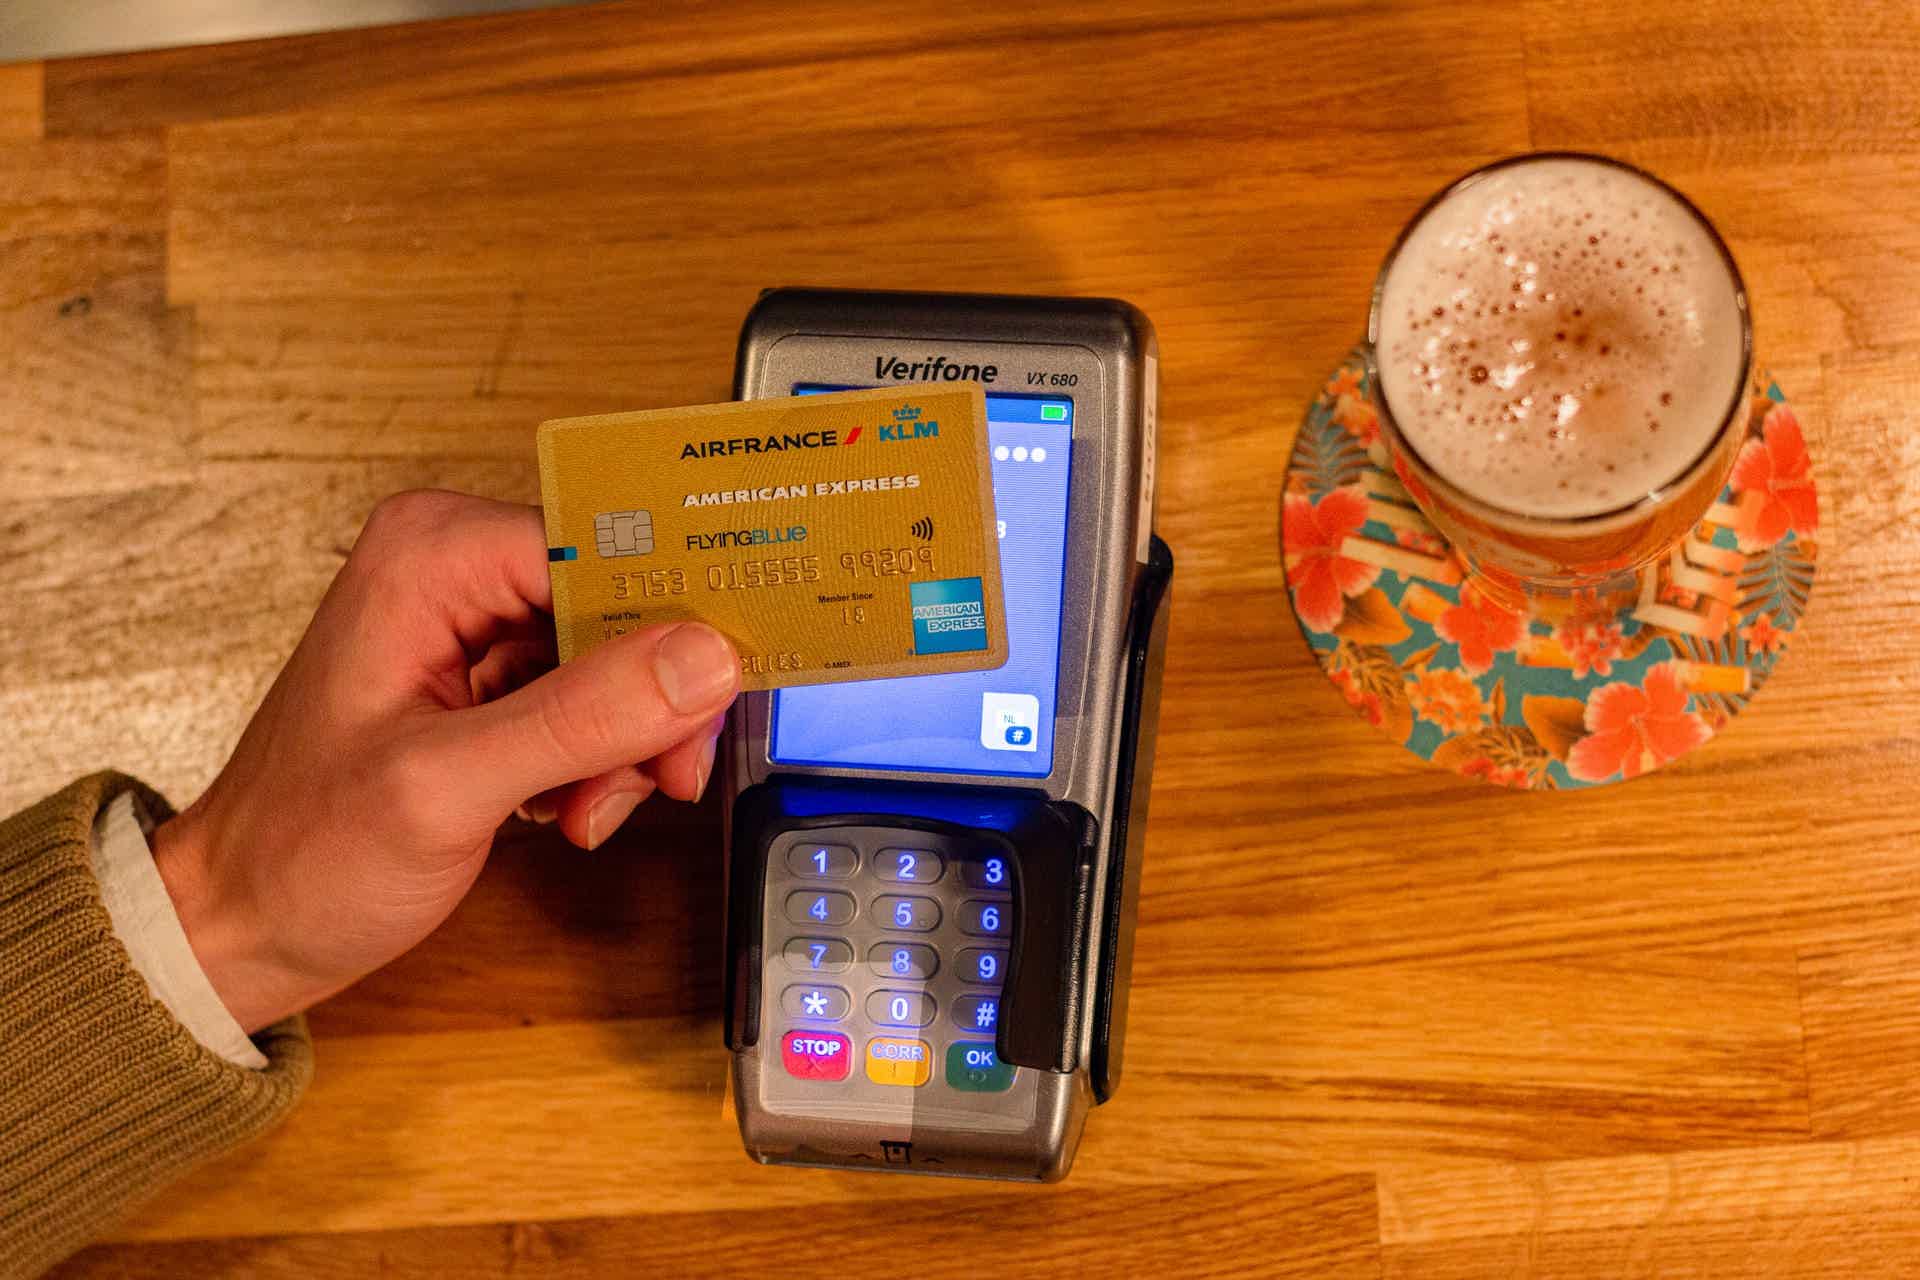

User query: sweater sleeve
[91,791,268,1069]
[0,773,313,1280]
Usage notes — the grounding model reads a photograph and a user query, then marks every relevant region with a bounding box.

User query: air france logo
[681,430,844,459]
[678,402,939,458]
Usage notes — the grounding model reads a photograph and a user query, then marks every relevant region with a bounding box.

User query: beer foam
[1375,158,1746,520]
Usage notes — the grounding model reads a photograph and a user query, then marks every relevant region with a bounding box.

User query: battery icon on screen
[1041,403,1068,422]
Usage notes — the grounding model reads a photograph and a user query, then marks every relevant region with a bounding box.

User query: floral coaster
[1282,348,1817,790]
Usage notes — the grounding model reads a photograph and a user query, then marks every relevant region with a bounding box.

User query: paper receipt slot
[723,288,1172,1180]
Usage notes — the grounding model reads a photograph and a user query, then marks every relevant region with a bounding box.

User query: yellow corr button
[864,1036,932,1086]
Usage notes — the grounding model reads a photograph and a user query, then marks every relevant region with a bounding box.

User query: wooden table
[5,1,1917,1274]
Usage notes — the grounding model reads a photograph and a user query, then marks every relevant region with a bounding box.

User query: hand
[149,490,740,1032]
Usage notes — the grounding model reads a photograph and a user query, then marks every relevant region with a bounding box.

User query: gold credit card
[538,384,1008,690]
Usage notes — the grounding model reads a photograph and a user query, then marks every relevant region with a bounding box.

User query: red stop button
[782,1029,852,1081]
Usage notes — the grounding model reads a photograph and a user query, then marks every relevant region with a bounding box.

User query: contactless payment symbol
[980,692,1039,752]
[910,576,989,655]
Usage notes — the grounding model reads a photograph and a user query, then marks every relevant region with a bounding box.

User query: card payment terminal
[723,287,1171,1181]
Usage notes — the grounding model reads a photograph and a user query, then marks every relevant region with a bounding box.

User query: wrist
[150,807,306,1033]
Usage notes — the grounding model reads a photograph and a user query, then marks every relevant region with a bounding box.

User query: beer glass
[1366,152,1753,610]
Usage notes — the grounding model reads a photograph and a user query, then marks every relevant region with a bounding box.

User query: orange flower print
[1555,613,1624,679]
[1324,366,1363,401]
[1332,394,1380,446]
[1566,661,1711,783]
[1729,404,1817,551]
[1461,757,1530,789]
[1406,667,1489,735]
[1741,612,1787,655]
[1435,587,1527,675]
[1284,487,1380,633]
[1329,667,1385,726]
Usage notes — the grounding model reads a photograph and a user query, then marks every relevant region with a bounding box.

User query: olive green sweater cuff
[0,772,313,1279]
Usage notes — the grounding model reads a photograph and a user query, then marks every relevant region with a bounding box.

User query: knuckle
[352,489,466,588]
[359,489,460,553]
[364,489,435,538]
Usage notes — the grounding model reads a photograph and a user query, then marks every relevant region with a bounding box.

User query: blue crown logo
[892,405,922,422]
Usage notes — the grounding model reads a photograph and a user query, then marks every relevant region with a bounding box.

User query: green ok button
[946,1040,1015,1092]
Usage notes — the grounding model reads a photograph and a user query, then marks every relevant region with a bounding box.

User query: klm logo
[880,420,939,442]
[879,404,939,443]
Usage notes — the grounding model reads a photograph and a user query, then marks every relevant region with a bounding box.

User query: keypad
[768,833,1020,1099]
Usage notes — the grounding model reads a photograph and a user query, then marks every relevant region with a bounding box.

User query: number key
[959,900,1010,937]
[865,989,936,1028]
[963,855,1013,890]
[875,848,945,884]
[868,942,939,981]
[872,894,940,932]
[786,890,855,926]
[785,842,856,879]
[957,947,1008,985]
[783,937,853,973]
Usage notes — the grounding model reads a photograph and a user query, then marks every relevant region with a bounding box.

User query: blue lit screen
[770,388,1073,778]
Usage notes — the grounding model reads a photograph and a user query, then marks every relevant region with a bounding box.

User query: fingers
[435,620,739,815]
[470,631,557,707]
[553,765,658,850]
[340,492,554,676]
[516,714,722,840]
[644,714,725,803]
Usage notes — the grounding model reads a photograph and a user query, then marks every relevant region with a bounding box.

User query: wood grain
[56,1173,1382,1279]
[4,0,1918,1274]
[1379,1138,1920,1277]
[0,61,41,139]
[304,808,727,1038]
[1522,0,1920,162]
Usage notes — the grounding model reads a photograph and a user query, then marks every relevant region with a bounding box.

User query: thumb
[435,621,740,810]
